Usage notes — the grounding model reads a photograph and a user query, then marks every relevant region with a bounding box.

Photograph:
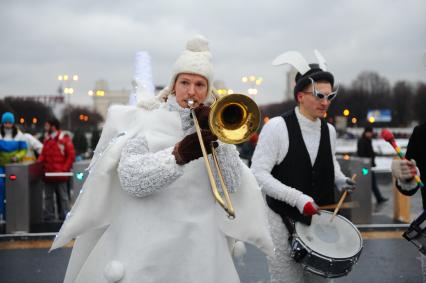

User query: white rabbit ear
[272,51,311,74]
[314,49,328,71]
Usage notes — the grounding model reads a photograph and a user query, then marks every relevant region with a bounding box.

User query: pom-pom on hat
[169,35,214,95]
[1,112,15,124]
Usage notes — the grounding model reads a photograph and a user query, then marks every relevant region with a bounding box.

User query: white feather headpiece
[272,51,311,74]
[314,49,328,71]
[272,50,329,74]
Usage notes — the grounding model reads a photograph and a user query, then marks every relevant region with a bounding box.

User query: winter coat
[0,130,28,166]
[397,123,426,209]
[51,102,273,283]
[22,133,43,161]
[357,135,376,166]
[38,131,75,182]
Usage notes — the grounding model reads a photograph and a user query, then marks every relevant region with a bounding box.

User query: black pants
[371,172,386,203]
[44,182,70,221]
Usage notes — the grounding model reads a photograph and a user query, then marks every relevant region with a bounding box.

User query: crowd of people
[1,35,424,283]
[0,113,79,224]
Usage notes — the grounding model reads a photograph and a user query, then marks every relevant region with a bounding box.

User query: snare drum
[290,210,363,278]
[403,210,426,255]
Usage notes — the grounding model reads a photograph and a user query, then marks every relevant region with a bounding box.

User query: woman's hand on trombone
[172,129,218,165]
[192,104,210,129]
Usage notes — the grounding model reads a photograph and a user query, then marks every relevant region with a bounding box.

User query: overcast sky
[1,0,425,106]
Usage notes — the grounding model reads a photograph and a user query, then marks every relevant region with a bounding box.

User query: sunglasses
[303,77,339,101]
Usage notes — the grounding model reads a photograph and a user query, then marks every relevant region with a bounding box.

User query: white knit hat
[138,35,215,109]
[169,35,214,93]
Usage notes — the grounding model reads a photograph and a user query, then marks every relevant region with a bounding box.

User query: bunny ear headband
[272,50,335,99]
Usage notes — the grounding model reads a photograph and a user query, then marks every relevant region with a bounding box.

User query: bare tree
[392,81,414,126]
[60,106,103,132]
[351,71,391,97]
[414,82,426,124]
[3,97,54,133]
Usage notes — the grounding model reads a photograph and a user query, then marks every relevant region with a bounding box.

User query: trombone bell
[209,94,260,144]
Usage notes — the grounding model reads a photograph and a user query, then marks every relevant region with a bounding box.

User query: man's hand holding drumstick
[330,174,357,222]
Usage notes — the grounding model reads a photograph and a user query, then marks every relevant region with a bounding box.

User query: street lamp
[58,74,78,130]
[242,75,263,98]
[213,80,233,96]
[216,88,234,95]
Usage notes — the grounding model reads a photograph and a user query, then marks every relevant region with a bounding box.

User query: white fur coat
[51,102,273,283]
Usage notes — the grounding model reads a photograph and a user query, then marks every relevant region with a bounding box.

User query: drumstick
[319,201,359,210]
[330,174,357,222]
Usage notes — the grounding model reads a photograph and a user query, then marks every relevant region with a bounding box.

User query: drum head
[295,210,362,259]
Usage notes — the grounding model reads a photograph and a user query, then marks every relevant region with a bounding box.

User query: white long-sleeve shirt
[251,107,346,207]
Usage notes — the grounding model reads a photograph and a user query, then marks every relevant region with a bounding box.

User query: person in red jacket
[38,118,75,221]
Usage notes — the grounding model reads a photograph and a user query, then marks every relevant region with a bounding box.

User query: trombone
[188,93,260,219]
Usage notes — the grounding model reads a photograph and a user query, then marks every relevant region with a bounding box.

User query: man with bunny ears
[251,51,356,283]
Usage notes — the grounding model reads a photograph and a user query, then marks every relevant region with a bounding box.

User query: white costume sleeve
[117,135,184,197]
[396,178,419,192]
[396,165,421,192]
[212,143,241,193]
[24,133,43,154]
[251,117,303,206]
[328,124,347,182]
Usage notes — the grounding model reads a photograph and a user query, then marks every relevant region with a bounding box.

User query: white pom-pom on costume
[104,260,125,283]
[186,35,209,52]
[136,96,161,110]
[232,240,247,258]
[156,86,172,102]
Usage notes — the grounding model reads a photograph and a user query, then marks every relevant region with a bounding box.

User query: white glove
[391,159,417,181]
[335,178,356,193]
[295,194,319,216]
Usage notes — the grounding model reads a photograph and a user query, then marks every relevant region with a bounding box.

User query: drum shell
[290,210,363,278]
[290,236,362,278]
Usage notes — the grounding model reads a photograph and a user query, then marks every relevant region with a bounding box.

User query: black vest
[265,110,335,225]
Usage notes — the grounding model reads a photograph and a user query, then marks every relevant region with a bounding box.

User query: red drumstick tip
[380,129,394,142]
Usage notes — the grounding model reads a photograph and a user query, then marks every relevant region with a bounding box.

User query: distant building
[91,80,130,119]
[91,80,164,119]
[285,68,298,101]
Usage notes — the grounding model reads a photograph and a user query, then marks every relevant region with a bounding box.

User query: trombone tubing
[190,108,235,218]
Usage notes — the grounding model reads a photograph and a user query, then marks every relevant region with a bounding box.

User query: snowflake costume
[51,36,273,282]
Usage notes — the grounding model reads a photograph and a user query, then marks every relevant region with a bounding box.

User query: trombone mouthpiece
[187,99,194,108]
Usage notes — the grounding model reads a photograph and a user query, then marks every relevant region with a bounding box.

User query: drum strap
[279,214,295,237]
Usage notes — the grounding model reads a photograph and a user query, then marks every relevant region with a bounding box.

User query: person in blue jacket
[0,112,28,221]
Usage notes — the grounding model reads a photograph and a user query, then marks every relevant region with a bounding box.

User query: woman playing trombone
[51,35,272,283]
